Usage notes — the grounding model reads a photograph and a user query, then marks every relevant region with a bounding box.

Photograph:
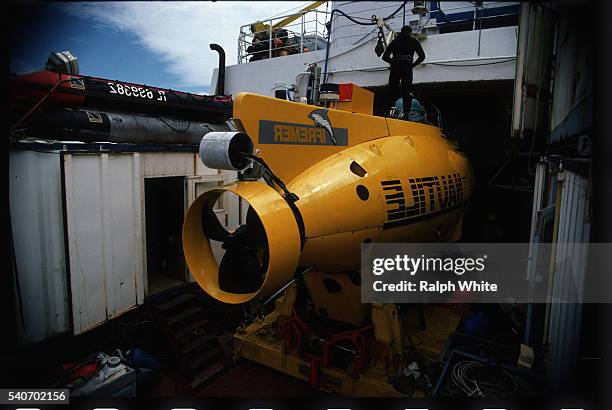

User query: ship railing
[237,2,519,64]
[238,9,329,64]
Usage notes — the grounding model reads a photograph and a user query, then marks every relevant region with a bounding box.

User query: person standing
[382,26,425,116]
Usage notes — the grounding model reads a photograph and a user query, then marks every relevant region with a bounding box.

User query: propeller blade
[218,249,264,294]
[245,207,267,248]
[201,202,230,242]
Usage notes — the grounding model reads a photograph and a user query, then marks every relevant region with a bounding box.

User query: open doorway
[145,176,186,296]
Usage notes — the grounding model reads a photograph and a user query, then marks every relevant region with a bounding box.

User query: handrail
[238,9,330,64]
[237,2,520,64]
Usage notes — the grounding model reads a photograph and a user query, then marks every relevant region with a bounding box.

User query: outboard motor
[45,51,79,75]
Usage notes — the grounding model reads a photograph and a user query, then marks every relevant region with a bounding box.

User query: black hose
[384,1,410,21]
[332,8,377,26]
[323,9,375,83]
[240,153,299,203]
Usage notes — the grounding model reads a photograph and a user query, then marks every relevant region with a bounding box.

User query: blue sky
[9,1,317,95]
[10,4,174,90]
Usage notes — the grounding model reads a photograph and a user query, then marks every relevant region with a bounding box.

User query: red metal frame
[280,308,373,387]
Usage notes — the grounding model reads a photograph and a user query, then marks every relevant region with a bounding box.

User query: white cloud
[59,1,317,90]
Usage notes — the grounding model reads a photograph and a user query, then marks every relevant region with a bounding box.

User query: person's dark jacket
[382,34,425,68]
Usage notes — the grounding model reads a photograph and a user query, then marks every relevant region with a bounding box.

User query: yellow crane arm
[252,1,327,34]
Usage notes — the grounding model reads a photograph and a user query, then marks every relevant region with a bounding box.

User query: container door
[546,169,591,388]
[10,151,70,344]
[63,153,145,334]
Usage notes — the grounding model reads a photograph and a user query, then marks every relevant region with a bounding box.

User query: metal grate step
[154,293,196,312]
[174,319,211,340]
[167,307,204,327]
[180,334,217,355]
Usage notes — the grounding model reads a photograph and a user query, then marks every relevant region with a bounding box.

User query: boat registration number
[107,82,167,102]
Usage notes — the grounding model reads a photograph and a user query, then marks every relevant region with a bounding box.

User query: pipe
[262,265,313,307]
[210,44,226,95]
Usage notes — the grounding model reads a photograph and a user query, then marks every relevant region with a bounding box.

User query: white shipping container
[9,147,239,344]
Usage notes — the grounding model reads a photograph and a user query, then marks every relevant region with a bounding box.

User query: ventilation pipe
[210,44,226,96]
